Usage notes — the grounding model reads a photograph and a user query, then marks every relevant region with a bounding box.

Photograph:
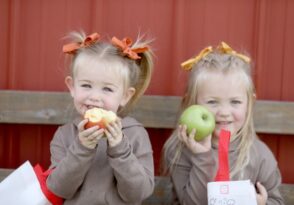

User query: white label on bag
[207,180,257,205]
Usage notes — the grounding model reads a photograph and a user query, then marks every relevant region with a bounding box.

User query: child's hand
[256,182,268,205]
[177,124,211,154]
[78,119,105,149]
[104,118,123,148]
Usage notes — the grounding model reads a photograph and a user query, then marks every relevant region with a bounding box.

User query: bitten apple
[84,108,117,129]
[179,105,215,141]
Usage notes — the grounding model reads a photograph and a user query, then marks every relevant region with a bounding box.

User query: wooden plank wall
[1,90,294,134]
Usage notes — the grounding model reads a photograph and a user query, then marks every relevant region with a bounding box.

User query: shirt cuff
[107,135,130,158]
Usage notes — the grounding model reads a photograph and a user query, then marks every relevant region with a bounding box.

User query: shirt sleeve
[107,126,154,203]
[265,169,284,205]
[168,147,217,205]
[255,142,284,205]
[46,127,97,199]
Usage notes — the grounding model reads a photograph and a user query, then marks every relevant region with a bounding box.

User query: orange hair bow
[111,37,148,60]
[181,41,250,71]
[217,42,251,63]
[63,32,100,54]
[181,46,213,71]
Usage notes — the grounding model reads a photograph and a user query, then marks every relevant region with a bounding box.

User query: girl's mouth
[86,105,101,110]
[216,121,231,125]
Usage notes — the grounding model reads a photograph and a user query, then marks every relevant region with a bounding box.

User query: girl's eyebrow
[231,95,246,99]
[103,82,119,88]
[202,96,218,99]
[77,79,91,82]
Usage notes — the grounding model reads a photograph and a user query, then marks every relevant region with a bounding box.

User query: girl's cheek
[205,105,217,114]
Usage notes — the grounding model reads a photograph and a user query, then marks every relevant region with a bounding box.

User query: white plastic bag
[0,161,62,205]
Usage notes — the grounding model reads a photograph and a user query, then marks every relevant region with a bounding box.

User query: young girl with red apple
[162,42,284,205]
[46,31,155,204]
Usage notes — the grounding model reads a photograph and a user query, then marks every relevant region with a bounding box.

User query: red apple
[179,105,215,141]
[84,108,117,129]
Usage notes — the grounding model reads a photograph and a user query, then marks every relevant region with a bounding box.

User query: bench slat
[1,90,294,134]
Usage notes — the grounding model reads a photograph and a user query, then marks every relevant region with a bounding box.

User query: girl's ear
[120,87,136,107]
[65,76,75,97]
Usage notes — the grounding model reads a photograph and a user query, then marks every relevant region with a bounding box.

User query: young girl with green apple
[162,42,284,205]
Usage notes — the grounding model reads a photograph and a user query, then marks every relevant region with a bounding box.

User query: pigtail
[133,40,154,100]
[118,37,154,116]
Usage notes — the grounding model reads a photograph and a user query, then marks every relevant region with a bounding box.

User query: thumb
[256,182,267,197]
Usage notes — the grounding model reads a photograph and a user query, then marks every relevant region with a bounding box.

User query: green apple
[179,105,215,141]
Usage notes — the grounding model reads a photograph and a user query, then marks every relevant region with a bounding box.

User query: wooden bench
[1,90,294,204]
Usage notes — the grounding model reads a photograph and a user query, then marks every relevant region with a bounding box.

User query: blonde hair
[65,31,154,117]
[163,50,256,179]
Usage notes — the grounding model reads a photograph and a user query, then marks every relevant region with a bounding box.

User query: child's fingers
[178,126,196,147]
[188,128,196,142]
[88,129,104,141]
[105,124,117,138]
[105,129,122,141]
[113,119,122,133]
[114,118,122,129]
[80,129,105,149]
[88,132,104,146]
[79,126,100,139]
[77,119,88,132]
[95,131,105,141]
[106,121,123,139]
[256,182,267,197]
[178,126,211,153]
[104,124,123,147]
[108,121,120,133]
[78,119,98,139]
[177,125,187,142]
[177,125,182,140]
[256,182,268,205]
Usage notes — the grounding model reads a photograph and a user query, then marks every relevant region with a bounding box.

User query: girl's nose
[218,104,230,117]
[89,93,102,104]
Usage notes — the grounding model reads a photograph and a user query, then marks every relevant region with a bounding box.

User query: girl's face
[196,71,248,141]
[65,59,135,116]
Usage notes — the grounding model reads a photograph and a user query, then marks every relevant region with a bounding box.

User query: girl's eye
[231,100,242,105]
[207,100,217,105]
[103,87,113,92]
[81,84,91,88]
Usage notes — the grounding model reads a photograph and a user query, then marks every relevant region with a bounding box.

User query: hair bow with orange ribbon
[181,46,213,71]
[111,37,149,60]
[217,42,250,63]
[63,32,100,54]
[181,41,250,71]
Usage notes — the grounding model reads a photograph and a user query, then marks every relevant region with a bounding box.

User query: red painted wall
[1,0,294,183]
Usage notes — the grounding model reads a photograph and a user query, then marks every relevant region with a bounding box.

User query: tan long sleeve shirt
[47,116,154,205]
[165,136,284,205]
